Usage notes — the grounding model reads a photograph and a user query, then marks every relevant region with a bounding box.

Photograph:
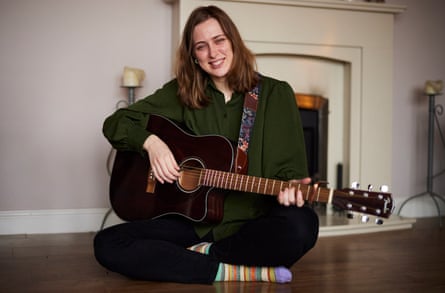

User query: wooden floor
[1,217,444,293]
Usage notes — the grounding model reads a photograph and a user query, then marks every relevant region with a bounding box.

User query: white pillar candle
[122,66,145,87]
[424,80,443,95]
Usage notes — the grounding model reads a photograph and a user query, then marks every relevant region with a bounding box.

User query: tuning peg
[351,181,360,189]
[361,215,370,223]
[375,218,384,225]
[368,184,373,191]
[380,185,389,192]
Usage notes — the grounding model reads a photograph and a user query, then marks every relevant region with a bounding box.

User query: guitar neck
[196,168,334,204]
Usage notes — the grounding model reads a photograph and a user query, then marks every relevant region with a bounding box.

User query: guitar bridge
[146,168,156,193]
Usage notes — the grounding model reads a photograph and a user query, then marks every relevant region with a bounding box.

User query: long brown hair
[175,5,258,109]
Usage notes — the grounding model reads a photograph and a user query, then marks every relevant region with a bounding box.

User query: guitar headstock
[332,183,394,223]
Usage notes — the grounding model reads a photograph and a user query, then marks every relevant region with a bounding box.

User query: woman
[94,5,319,284]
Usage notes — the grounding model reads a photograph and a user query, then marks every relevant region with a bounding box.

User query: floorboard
[0,217,444,292]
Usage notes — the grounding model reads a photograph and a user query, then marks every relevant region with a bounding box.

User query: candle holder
[120,85,142,106]
[398,92,445,226]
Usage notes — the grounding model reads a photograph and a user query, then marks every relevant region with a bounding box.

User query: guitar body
[110,115,394,224]
[110,114,236,223]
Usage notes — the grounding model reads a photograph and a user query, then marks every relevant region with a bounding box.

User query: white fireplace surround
[168,0,405,189]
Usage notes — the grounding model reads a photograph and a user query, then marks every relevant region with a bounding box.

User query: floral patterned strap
[235,78,261,173]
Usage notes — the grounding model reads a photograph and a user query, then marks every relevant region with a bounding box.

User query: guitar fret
[202,170,207,186]
[221,171,226,188]
[328,188,334,204]
[264,179,268,194]
[220,171,224,188]
[213,170,218,187]
[219,170,224,188]
[305,186,311,201]
[319,188,330,203]
[211,170,216,186]
[208,170,213,186]
[199,169,204,185]
[244,176,249,192]
[257,178,261,193]
[225,172,229,188]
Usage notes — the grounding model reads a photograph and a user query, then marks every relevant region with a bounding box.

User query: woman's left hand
[277,177,312,207]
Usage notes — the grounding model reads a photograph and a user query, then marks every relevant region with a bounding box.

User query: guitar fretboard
[186,168,334,204]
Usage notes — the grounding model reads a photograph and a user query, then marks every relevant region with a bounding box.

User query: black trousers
[94,204,319,284]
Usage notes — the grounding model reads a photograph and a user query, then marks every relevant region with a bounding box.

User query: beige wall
[0,0,172,211]
[0,0,444,230]
[388,0,445,216]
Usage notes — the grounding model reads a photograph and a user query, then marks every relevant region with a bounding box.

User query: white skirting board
[0,208,415,236]
[0,208,111,235]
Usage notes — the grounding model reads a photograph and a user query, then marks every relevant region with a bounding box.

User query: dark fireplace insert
[295,93,329,183]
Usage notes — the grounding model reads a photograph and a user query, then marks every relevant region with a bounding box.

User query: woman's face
[192,18,233,84]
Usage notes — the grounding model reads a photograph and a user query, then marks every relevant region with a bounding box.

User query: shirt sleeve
[102,79,183,153]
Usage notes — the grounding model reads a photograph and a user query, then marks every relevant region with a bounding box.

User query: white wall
[0,0,171,214]
[0,0,444,234]
[388,0,445,217]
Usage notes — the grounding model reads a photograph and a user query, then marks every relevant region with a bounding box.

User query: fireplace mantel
[194,0,406,14]
[165,0,406,14]
[167,0,405,190]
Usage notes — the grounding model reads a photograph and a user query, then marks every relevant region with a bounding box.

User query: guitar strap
[234,76,261,173]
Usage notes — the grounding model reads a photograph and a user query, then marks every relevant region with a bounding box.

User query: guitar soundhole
[178,157,205,193]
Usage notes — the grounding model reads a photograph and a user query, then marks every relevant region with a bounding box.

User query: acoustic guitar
[110,114,394,223]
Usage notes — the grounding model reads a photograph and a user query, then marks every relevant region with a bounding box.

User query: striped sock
[214,263,292,283]
[187,242,212,255]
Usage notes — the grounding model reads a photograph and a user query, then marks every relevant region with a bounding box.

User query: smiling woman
[95,5,318,284]
[192,18,234,98]
[175,5,258,109]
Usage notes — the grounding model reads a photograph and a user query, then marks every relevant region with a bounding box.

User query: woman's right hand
[143,134,180,184]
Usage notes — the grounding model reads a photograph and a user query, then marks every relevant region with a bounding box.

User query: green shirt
[103,75,308,240]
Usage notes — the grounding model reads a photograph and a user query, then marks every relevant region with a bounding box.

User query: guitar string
[178,166,388,202]
[178,166,332,200]
[176,167,387,216]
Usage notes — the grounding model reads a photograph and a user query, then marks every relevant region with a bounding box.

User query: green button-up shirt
[103,75,308,240]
